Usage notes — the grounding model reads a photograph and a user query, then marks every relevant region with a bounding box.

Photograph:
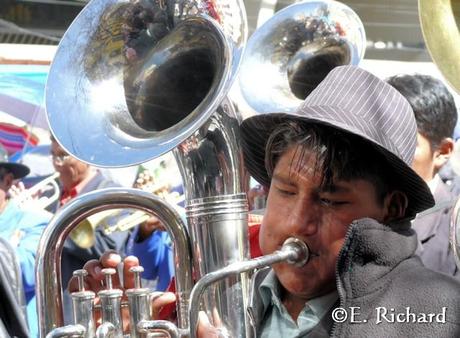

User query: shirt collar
[60,169,97,205]
[427,174,441,195]
[259,269,338,320]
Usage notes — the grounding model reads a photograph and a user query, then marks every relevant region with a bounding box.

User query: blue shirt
[0,201,51,338]
[259,270,338,338]
[126,227,174,291]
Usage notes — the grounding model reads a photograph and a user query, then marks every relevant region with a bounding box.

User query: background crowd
[0,71,459,337]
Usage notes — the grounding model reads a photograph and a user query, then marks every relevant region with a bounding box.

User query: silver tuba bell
[36,0,366,337]
[39,0,249,336]
[236,0,366,116]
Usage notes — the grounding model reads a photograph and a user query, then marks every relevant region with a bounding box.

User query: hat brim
[0,162,30,180]
[241,112,435,218]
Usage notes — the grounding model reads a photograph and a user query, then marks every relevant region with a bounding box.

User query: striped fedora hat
[241,65,435,217]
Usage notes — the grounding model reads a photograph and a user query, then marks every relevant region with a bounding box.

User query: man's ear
[2,172,14,191]
[434,137,454,172]
[383,191,409,223]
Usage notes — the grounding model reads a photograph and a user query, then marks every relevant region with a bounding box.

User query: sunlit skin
[412,133,437,182]
[0,171,14,212]
[50,140,91,191]
[412,132,454,183]
[260,145,396,321]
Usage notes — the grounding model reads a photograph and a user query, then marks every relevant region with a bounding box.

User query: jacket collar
[336,218,417,298]
[412,178,454,242]
[248,218,418,334]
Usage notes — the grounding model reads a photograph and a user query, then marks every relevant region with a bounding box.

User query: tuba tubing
[35,188,193,336]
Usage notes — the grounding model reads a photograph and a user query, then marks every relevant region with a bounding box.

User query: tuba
[36,0,365,337]
[236,0,366,116]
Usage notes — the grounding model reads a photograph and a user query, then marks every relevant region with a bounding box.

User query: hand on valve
[67,251,223,337]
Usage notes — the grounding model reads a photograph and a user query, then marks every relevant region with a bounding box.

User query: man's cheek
[329,238,346,260]
[258,227,278,255]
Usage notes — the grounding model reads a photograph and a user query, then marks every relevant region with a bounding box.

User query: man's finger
[100,250,122,268]
[151,292,176,319]
[68,269,101,294]
[83,259,104,281]
[197,311,222,338]
[123,255,140,289]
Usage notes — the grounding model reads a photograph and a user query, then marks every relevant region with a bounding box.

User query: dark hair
[265,121,395,205]
[386,74,457,149]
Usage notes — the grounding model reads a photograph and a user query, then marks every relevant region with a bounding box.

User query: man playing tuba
[74,66,460,337]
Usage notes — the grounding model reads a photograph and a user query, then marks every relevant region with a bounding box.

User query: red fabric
[59,187,77,206]
[59,170,98,206]
[159,222,262,320]
[0,123,38,155]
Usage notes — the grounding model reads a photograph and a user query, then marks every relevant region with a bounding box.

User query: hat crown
[300,65,417,166]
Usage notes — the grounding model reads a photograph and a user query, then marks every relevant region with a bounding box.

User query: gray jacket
[0,238,29,337]
[412,179,458,277]
[248,218,460,338]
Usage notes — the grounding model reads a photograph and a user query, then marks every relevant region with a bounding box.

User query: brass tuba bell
[236,0,366,117]
[419,0,460,94]
[40,0,249,337]
[46,0,247,167]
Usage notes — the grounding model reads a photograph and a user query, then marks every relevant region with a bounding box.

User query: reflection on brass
[287,40,349,99]
[45,0,246,168]
[419,0,460,93]
[84,4,129,81]
[238,1,366,115]
[69,209,150,249]
[265,13,351,99]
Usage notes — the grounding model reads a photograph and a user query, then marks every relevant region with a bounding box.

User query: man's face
[260,145,390,300]
[51,141,89,190]
[412,133,436,183]
[0,170,13,208]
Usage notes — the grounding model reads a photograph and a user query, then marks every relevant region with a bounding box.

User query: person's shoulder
[10,204,52,225]
[398,257,460,297]
[388,259,460,325]
[87,171,121,190]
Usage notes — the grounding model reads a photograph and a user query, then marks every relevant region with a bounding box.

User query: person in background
[387,74,459,277]
[247,177,269,211]
[50,137,129,323]
[74,66,460,337]
[124,169,176,291]
[0,145,51,337]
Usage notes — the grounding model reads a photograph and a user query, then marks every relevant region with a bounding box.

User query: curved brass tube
[35,188,193,337]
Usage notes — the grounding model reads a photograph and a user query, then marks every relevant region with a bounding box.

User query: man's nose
[286,200,320,236]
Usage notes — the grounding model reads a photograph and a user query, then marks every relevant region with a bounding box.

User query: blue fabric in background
[0,65,49,130]
[0,201,51,338]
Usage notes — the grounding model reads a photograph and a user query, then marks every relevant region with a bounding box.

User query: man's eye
[277,187,295,196]
[320,198,348,206]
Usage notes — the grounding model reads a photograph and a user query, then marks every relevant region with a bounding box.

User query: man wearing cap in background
[50,136,130,326]
[0,145,51,337]
[75,66,460,337]
[387,74,459,278]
